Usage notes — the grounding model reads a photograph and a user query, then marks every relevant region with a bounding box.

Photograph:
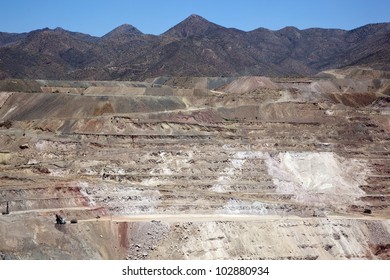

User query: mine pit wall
[0,92,13,109]
[0,92,187,121]
[328,92,378,107]
[35,80,155,88]
[1,215,388,260]
[1,77,390,259]
[0,214,131,259]
[152,77,235,90]
[147,219,390,260]
[216,103,331,123]
[0,79,42,93]
[41,87,85,94]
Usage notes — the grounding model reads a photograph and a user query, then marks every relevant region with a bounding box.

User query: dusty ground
[0,68,390,259]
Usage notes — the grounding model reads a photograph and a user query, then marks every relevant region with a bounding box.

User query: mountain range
[0,14,389,80]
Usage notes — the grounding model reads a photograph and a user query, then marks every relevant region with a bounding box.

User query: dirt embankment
[0,79,42,93]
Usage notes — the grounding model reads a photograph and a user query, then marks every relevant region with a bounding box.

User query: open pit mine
[0,68,390,259]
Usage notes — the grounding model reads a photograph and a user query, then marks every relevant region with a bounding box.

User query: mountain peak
[54,27,64,32]
[29,27,99,43]
[186,14,208,21]
[102,24,143,39]
[162,14,220,38]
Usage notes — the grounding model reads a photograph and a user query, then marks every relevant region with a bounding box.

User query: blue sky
[1,0,389,36]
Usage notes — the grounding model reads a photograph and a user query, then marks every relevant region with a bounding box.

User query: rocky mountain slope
[0,15,389,80]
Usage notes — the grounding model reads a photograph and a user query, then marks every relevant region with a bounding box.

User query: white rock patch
[212,151,265,193]
[264,152,367,204]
